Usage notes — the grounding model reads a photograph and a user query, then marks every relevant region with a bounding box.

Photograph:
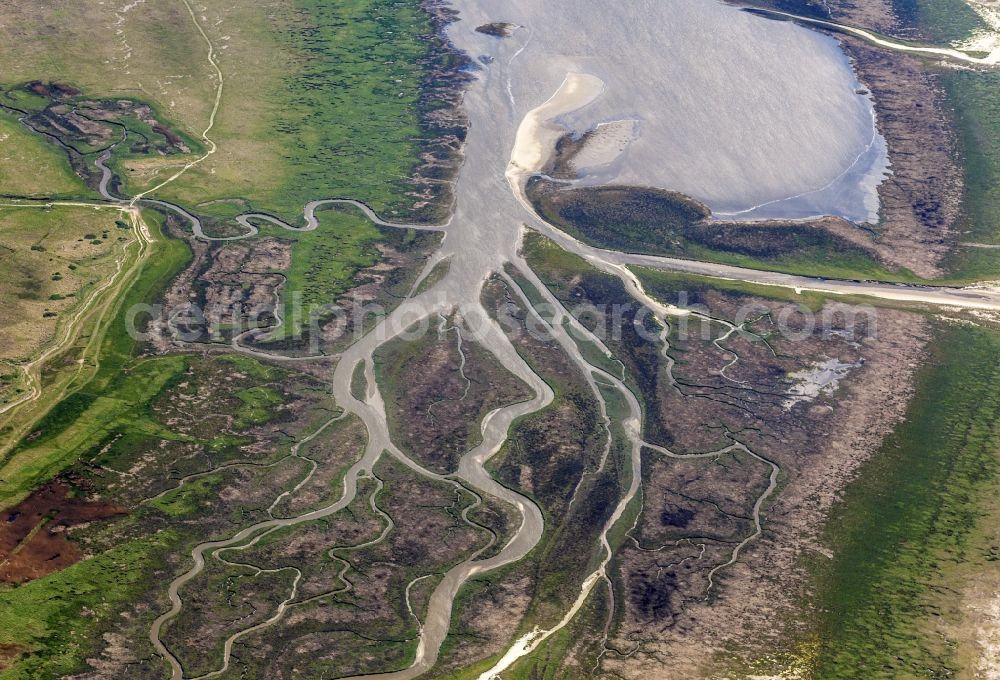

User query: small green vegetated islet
[810,323,1000,677]
[527,180,908,281]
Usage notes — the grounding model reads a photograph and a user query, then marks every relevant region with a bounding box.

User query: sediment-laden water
[449,0,889,223]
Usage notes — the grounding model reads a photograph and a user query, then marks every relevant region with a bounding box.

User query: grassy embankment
[0,73,197,677]
[0,207,182,461]
[0,208,190,508]
[0,56,204,452]
[0,211,190,677]
[0,104,127,410]
[0,352,323,679]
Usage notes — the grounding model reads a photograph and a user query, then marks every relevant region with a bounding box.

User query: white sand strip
[506,72,605,190]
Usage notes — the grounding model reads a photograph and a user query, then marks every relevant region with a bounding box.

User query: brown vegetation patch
[202,459,493,679]
[637,449,772,547]
[438,572,533,673]
[271,415,368,518]
[0,479,122,584]
[26,81,80,100]
[606,303,930,677]
[173,238,290,342]
[0,643,25,671]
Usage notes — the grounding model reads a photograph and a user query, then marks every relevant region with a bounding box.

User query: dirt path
[745,6,1000,65]
[0,203,151,457]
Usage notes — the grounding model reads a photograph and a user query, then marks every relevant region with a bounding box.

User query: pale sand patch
[506,72,604,187]
[783,357,862,409]
[569,119,639,171]
[973,593,1000,679]
[939,569,1000,680]
[956,0,1000,63]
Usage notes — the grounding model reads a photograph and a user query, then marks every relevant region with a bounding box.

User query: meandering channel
[10,0,1000,677]
[128,6,1000,677]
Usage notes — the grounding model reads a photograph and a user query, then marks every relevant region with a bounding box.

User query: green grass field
[940,70,1000,280]
[0,0,444,219]
[809,323,1000,677]
[140,0,449,223]
[0,0,454,352]
[0,531,177,680]
[0,206,137,365]
[0,207,190,504]
[0,111,88,198]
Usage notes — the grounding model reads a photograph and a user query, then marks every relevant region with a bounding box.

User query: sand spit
[506,72,604,185]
